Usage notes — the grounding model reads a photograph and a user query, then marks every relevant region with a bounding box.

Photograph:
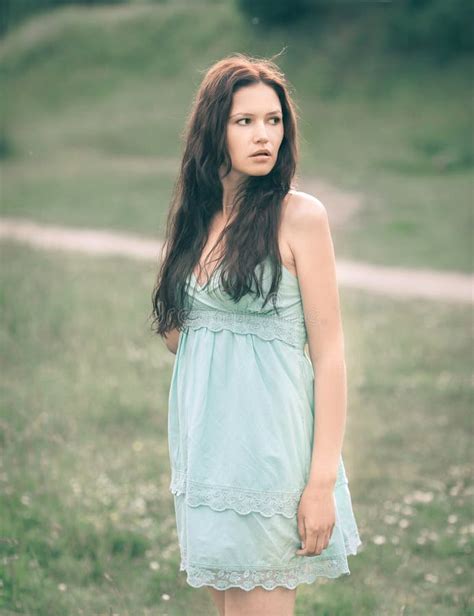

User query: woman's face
[224,82,284,179]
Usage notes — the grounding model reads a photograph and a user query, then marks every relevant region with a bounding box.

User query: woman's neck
[220,167,245,217]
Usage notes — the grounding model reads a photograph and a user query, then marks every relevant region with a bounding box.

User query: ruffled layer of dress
[170,469,362,591]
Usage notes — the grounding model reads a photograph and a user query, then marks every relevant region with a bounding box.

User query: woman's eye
[236,117,281,125]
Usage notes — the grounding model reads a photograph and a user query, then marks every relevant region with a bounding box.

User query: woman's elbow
[166,341,178,355]
[162,328,180,354]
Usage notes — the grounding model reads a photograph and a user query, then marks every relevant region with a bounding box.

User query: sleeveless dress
[167,256,362,591]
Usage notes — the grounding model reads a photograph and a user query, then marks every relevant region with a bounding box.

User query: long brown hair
[150,52,300,337]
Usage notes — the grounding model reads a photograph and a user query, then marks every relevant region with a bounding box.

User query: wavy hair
[150,52,300,337]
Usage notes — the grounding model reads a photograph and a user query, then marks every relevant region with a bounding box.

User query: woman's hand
[295,484,336,556]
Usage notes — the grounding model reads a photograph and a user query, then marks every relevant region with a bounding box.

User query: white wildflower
[424,573,438,584]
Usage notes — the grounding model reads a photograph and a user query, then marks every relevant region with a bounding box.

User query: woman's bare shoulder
[283,189,327,220]
[281,189,328,239]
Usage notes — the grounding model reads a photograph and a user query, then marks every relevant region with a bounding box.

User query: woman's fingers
[304,526,317,554]
[295,521,333,556]
[296,514,306,551]
[314,529,330,555]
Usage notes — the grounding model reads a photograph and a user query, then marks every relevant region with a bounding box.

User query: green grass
[1,241,472,615]
[0,2,472,272]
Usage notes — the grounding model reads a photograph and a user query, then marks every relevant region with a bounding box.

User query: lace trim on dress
[178,533,363,591]
[183,309,307,349]
[169,469,349,518]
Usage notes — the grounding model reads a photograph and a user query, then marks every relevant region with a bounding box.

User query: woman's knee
[207,587,225,616]
[225,586,297,616]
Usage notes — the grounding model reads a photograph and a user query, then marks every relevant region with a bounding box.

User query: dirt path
[0,217,472,304]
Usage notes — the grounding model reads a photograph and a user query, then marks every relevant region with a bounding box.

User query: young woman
[151,53,362,616]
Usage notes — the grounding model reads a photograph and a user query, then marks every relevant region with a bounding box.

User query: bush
[235,0,473,57]
[386,0,474,57]
[1,0,128,37]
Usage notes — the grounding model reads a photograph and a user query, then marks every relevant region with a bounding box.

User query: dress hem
[178,534,362,591]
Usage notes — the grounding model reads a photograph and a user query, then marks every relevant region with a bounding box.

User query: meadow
[1,240,472,615]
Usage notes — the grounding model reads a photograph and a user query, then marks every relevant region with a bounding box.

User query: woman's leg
[207,587,226,616]
[225,586,297,616]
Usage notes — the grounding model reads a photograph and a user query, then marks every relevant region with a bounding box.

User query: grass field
[1,2,472,272]
[1,240,472,615]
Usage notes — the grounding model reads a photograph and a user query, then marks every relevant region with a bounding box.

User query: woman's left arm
[288,193,347,556]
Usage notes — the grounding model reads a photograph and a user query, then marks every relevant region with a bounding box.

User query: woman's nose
[253,122,269,142]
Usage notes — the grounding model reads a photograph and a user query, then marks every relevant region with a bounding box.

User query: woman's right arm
[159,238,181,355]
[163,327,181,355]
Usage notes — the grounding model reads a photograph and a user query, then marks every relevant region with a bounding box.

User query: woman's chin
[247,167,273,176]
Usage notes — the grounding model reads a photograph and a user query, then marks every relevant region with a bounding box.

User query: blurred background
[0,1,472,614]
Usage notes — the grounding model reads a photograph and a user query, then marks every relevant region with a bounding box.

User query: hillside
[1,2,472,271]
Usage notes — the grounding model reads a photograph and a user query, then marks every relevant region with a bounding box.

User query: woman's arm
[159,238,181,355]
[163,327,181,355]
[288,192,347,491]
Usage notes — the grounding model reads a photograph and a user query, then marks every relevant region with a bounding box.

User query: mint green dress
[167,256,362,591]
